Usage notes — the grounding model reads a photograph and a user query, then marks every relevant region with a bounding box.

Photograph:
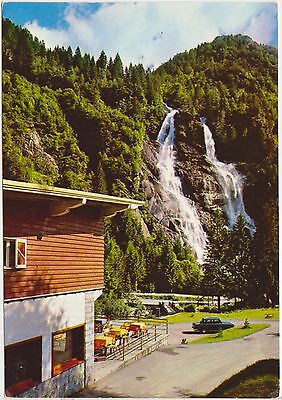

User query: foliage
[190,324,269,344]
[207,359,279,398]
[202,212,230,297]
[183,304,196,312]
[2,19,278,304]
[155,34,278,305]
[95,293,131,319]
[2,70,91,189]
[127,294,146,317]
[105,209,201,295]
[166,308,279,324]
[243,318,250,329]
[202,212,277,306]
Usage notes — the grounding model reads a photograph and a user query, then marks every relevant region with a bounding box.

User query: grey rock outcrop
[142,137,224,239]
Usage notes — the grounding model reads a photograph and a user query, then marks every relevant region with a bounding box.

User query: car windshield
[202,318,221,323]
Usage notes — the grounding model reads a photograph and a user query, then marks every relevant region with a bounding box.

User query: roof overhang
[3,180,145,217]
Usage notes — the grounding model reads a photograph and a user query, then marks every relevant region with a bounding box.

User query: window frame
[4,237,27,269]
[5,336,42,396]
[52,324,85,377]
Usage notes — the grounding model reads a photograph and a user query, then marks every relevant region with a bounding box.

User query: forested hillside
[2,18,278,306]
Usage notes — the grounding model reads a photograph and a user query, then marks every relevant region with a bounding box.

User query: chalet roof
[3,179,145,217]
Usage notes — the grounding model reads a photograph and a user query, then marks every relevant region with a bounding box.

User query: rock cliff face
[142,141,169,227]
[142,125,224,240]
[174,140,223,231]
[22,124,59,173]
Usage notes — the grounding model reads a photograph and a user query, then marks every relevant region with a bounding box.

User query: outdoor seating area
[94,318,167,361]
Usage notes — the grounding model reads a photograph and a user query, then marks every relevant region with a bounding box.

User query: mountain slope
[2,19,278,303]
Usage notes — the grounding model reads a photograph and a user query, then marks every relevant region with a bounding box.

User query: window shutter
[16,239,27,268]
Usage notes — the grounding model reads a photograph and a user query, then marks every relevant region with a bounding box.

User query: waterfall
[201,120,256,234]
[156,105,207,263]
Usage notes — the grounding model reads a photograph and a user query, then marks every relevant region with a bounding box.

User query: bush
[201,306,211,312]
[199,305,219,313]
[184,304,196,312]
[209,307,219,313]
[127,295,146,317]
[242,318,250,329]
[95,295,131,319]
[220,303,235,312]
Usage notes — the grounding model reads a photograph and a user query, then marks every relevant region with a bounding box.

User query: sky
[2,1,279,69]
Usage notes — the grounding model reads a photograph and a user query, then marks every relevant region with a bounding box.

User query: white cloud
[243,8,277,44]
[23,19,71,49]
[23,2,278,68]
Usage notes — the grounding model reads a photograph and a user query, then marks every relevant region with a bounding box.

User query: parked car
[192,316,234,333]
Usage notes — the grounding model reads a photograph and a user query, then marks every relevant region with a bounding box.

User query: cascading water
[156,105,207,263]
[201,118,256,234]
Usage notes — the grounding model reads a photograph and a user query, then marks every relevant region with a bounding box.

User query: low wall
[122,334,168,368]
[18,364,84,398]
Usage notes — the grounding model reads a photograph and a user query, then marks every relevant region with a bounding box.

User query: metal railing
[95,318,168,361]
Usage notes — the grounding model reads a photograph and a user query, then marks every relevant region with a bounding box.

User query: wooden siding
[4,199,105,300]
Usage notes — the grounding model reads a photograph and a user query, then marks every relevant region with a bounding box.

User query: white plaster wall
[4,290,102,381]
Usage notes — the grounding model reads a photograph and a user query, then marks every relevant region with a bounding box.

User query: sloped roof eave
[3,179,145,216]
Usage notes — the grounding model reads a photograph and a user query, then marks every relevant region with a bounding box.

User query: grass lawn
[166,307,279,324]
[189,324,270,344]
[216,373,279,398]
[207,359,279,398]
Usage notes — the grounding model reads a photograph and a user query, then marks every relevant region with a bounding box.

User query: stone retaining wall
[18,364,84,398]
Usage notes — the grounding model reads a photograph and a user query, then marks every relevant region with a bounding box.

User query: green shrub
[243,318,251,329]
[184,304,196,312]
[95,295,131,319]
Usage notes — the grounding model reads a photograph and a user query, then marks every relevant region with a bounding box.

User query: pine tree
[16,29,34,76]
[125,240,146,291]
[73,46,82,69]
[225,214,254,303]
[96,50,107,70]
[104,234,125,297]
[202,212,230,309]
[107,57,114,78]
[252,200,278,306]
[93,160,107,194]
[112,53,124,79]
[89,56,97,78]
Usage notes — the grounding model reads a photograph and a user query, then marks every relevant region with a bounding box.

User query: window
[4,238,27,269]
[5,337,42,396]
[52,325,85,376]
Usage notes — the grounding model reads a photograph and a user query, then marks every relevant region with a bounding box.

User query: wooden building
[3,179,143,397]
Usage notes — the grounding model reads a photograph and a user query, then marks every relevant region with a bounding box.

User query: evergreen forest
[2,18,278,307]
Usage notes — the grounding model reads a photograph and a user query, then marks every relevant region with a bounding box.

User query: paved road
[81,321,279,398]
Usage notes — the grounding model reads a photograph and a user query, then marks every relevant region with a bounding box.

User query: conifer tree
[104,235,125,297]
[96,50,107,69]
[16,29,33,76]
[252,200,278,306]
[225,214,254,303]
[112,53,124,79]
[125,240,146,291]
[202,212,230,308]
[89,56,97,78]
[93,160,108,194]
[73,46,82,69]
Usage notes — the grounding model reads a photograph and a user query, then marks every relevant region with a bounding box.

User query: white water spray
[201,120,256,234]
[156,106,207,263]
